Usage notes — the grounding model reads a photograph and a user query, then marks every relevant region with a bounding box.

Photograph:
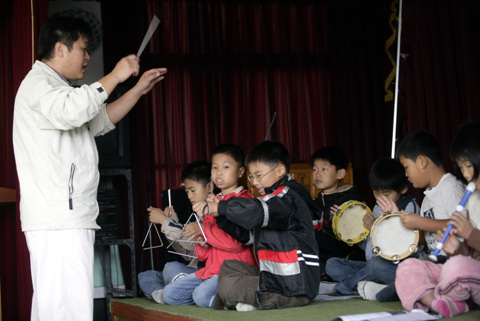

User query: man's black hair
[450,121,480,184]
[395,131,442,166]
[38,14,93,61]
[245,140,290,172]
[211,143,245,167]
[369,158,408,193]
[180,161,211,187]
[310,146,348,170]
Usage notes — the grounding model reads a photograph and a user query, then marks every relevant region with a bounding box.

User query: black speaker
[96,188,120,240]
[95,86,131,168]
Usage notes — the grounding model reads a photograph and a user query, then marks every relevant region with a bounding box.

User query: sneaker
[357,281,387,301]
[152,289,166,304]
[318,281,339,295]
[236,302,257,312]
[432,298,469,318]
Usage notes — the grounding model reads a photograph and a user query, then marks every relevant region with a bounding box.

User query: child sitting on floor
[161,143,256,308]
[183,143,253,245]
[194,140,322,311]
[396,122,480,318]
[378,131,465,256]
[359,131,465,302]
[310,146,364,278]
[138,160,212,303]
[324,157,421,301]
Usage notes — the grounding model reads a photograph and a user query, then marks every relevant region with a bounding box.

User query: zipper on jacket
[69,163,75,210]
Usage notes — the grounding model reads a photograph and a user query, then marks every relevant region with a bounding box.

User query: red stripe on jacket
[257,249,298,263]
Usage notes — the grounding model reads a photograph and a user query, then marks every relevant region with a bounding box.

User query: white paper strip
[136,15,160,57]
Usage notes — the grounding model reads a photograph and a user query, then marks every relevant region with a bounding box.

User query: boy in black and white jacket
[193,140,322,311]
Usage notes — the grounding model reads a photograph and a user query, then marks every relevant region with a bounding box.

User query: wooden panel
[111,300,200,321]
[246,163,353,199]
[290,163,314,198]
[0,187,15,321]
[0,187,16,203]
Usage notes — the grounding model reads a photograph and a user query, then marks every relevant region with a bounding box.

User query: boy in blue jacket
[194,140,321,311]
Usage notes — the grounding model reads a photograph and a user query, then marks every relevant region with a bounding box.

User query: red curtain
[119,1,334,272]
[328,0,394,200]
[0,0,48,320]
[135,0,480,206]
[398,0,480,168]
[3,1,480,318]
[143,1,332,202]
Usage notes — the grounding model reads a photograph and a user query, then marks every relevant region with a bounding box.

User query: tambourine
[370,211,419,262]
[332,200,371,245]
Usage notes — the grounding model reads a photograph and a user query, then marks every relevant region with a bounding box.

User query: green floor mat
[112,297,480,321]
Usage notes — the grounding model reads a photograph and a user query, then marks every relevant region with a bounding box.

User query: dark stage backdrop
[136,0,391,202]
[0,0,48,320]
[2,0,480,320]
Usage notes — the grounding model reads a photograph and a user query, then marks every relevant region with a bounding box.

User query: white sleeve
[33,81,109,130]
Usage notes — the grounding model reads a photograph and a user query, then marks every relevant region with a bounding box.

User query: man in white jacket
[13,14,167,321]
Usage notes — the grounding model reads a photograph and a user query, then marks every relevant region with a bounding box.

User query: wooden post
[0,186,16,321]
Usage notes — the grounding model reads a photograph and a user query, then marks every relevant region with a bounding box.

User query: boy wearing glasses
[193,140,322,311]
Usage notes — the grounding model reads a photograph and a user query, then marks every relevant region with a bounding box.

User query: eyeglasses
[247,166,278,183]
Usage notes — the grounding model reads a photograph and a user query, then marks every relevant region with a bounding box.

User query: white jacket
[13,61,115,231]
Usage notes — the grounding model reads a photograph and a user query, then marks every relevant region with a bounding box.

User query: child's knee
[193,290,214,308]
[138,270,162,287]
[443,255,478,276]
[162,286,176,305]
[396,258,418,276]
[324,258,336,275]
[325,257,344,275]
[138,270,158,279]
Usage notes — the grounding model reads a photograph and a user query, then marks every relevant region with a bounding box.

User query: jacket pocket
[68,163,76,210]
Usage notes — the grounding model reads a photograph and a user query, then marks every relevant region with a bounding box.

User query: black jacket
[315,185,363,238]
[217,175,321,299]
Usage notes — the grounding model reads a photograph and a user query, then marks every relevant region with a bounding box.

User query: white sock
[357,281,387,301]
[152,289,166,304]
[236,302,257,311]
